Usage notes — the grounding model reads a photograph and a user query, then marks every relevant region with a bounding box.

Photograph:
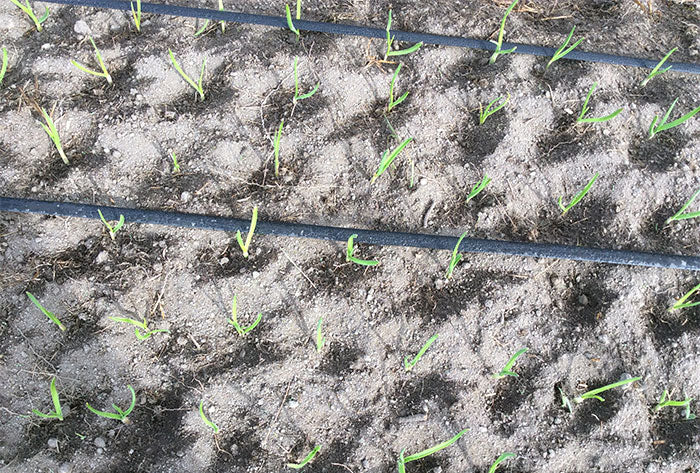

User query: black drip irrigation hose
[42,0,700,75]
[2,196,700,271]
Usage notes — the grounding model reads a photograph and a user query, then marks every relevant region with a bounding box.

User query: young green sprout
[641,47,677,87]
[387,63,410,113]
[492,347,528,379]
[285,4,300,39]
[404,333,438,371]
[31,377,63,421]
[293,56,319,103]
[109,315,170,340]
[236,205,258,258]
[288,445,321,469]
[384,9,423,60]
[8,0,49,32]
[131,0,141,32]
[316,317,325,353]
[218,0,226,32]
[227,294,262,336]
[168,49,205,101]
[573,376,641,404]
[466,175,491,203]
[654,390,695,420]
[669,282,700,311]
[577,83,623,124]
[39,106,68,165]
[666,188,700,224]
[371,137,414,183]
[489,0,518,64]
[547,26,584,69]
[199,400,220,433]
[71,37,112,84]
[397,429,468,473]
[446,231,468,280]
[559,387,573,413]
[488,452,516,473]
[97,209,125,240]
[479,94,510,125]
[274,119,284,177]
[26,291,66,331]
[171,152,181,173]
[558,172,598,215]
[346,234,379,266]
[86,385,136,423]
[648,98,700,139]
[0,47,8,87]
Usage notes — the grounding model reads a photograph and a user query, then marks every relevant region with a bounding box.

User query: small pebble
[47,438,59,449]
[180,191,192,203]
[112,150,122,158]
[74,20,90,35]
[94,437,106,448]
[219,257,229,265]
[578,294,589,306]
[95,250,109,264]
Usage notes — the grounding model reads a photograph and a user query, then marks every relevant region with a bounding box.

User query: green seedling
[371,137,414,183]
[168,49,205,101]
[288,445,321,469]
[109,315,170,340]
[346,234,379,266]
[489,0,518,64]
[274,119,284,177]
[86,385,136,423]
[31,377,64,421]
[397,429,468,473]
[489,452,516,473]
[227,294,262,336]
[666,188,700,224]
[404,333,438,371]
[654,390,695,420]
[286,4,299,39]
[26,291,65,331]
[295,0,301,19]
[559,387,573,413]
[446,231,468,280]
[171,152,181,173]
[131,0,141,32]
[384,9,423,60]
[479,94,510,125]
[670,282,700,311]
[293,56,319,103]
[236,205,258,258]
[577,83,623,124]
[641,48,677,87]
[218,0,226,32]
[558,172,598,215]
[387,63,409,112]
[648,98,700,139]
[466,174,491,203]
[39,106,68,165]
[316,317,325,353]
[97,209,124,240]
[573,376,641,403]
[71,37,112,84]
[199,400,220,433]
[9,0,49,32]
[0,47,8,87]
[547,26,584,69]
[492,347,528,378]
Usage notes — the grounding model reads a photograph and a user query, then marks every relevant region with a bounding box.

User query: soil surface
[1,0,699,472]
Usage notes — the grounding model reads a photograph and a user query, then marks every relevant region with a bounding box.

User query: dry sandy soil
[1,0,699,472]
